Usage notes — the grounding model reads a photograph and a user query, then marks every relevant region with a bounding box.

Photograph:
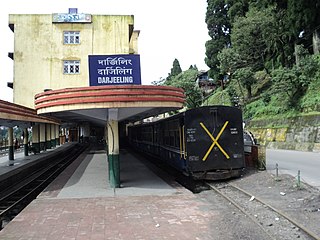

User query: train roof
[129,105,240,127]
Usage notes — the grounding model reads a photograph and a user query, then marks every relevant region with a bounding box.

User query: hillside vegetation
[157,1,320,124]
[203,0,320,122]
[205,54,320,121]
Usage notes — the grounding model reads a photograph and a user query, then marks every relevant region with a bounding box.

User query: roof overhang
[35,85,185,126]
[0,100,60,128]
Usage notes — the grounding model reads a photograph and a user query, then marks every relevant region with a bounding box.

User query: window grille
[63,60,80,74]
[64,31,80,44]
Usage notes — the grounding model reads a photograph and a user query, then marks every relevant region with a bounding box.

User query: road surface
[266,149,320,189]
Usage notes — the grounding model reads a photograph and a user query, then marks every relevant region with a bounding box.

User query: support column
[107,109,120,188]
[23,128,28,156]
[32,124,40,154]
[46,124,51,149]
[83,123,90,143]
[40,123,46,151]
[78,126,81,143]
[66,128,69,142]
[56,125,60,146]
[104,125,108,153]
[51,124,56,148]
[8,127,14,161]
[61,128,66,144]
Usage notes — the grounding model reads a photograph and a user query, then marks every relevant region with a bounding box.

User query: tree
[189,65,198,70]
[231,6,281,72]
[286,0,320,53]
[165,69,202,109]
[227,0,249,22]
[166,59,182,84]
[217,47,242,74]
[233,67,256,99]
[271,54,319,108]
[205,0,232,80]
[0,127,8,140]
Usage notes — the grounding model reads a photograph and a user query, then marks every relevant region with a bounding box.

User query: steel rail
[0,144,86,228]
[207,183,277,240]
[228,183,320,240]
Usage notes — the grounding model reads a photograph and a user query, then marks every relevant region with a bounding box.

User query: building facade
[8,9,139,108]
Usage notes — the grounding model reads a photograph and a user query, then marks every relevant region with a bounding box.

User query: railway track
[206,182,320,240]
[0,144,87,229]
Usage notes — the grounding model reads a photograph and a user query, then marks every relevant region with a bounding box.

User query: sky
[0,0,210,102]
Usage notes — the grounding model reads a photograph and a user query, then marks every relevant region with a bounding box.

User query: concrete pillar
[79,126,83,143]
[105,125,108,153]
[23,128,28,156]
[59,128,63,145]
[83,123,90,143]
[78,126,81,143]
[32,124,40,154]
[8,127,14,161]
[40,123,46,151]
[66,128,69,142]
[107,109,120,188]
[60,127,66,144]
[46,124,51,149]
[56,125,60,146]
[51,124,56,148]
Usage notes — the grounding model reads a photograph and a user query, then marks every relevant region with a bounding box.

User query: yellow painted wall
[9,14,136,108]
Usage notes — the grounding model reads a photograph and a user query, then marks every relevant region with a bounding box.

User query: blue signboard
[88,54,141,86]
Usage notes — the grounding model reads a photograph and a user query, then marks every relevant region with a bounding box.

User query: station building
[5,8,185,187]
[8,9,139,108]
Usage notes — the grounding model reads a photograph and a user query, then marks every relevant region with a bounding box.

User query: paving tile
[0,195,219,240]
[0,148,217,239]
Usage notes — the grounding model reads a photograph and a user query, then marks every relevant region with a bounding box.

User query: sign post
[88,54,141,86]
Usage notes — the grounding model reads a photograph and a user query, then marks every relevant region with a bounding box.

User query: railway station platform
[0,145,217,240]
[0,143,76,181]
[0,144,61,166]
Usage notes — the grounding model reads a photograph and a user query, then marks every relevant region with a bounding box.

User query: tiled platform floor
[0,147,221,240]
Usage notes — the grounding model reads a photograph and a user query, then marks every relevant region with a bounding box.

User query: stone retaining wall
[246,115,320,152]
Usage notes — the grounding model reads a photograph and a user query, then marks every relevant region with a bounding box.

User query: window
[64,31,80,44]
[63,60,80,74]
[164,120,180,148]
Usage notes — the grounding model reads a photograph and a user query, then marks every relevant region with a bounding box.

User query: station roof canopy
[34,85,185,126]
[0,100,59,128]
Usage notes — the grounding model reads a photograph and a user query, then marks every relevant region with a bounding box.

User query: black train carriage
[128,106,245,180]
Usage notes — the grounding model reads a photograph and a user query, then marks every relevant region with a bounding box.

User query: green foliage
[189,65,198,70]
[205,87,232,106]
[300,68,320,112]
[204,52,320,120]
[13,127,22,140]
[0,127,7,140]
[170,59,182,76]
[287,0,320,42]
[227,0,249,22]
[205,0,232,79]
[271,54,319,108]
[233,67,256,99]
[244,92,304,121]
[165,58,182,84]
[165,69,203,109]
[217,47,241,74]
[300,84,320,112]
[203,1,320,121]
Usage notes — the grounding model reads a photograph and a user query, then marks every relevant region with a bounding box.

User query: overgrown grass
[203,88,232,106]
[205,71,320,122]
[300,76,320,112]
